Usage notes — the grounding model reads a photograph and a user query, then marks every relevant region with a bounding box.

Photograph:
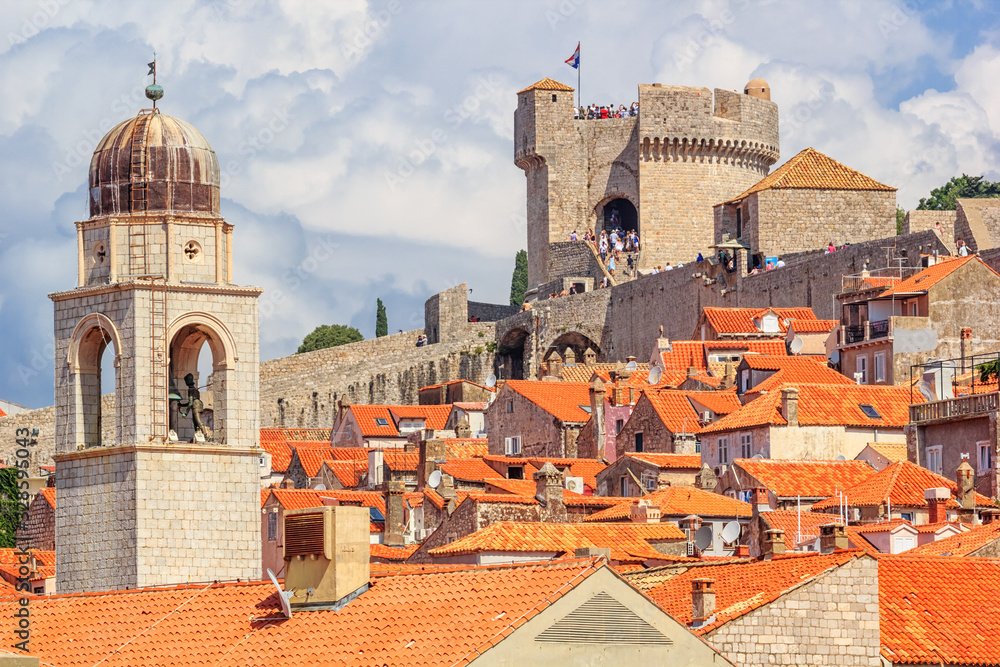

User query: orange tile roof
[525,457,607,490]
[504,380,593,423]
[427,521,687,562]
[584,486,750,522]
[853,518,916,534]
[38,487,55,507]
[442,439,489,458]
[786,318,838,334]
[643,390,705,434]
[260,439,341,474]
[743,360,853,395]
[6,559,612,666]
[863,442,908,463]
[321,460,368,488]
[729,458,876,499]
[879,555,1000,665]
[906,521,1000,556]
[0,549,55,567]
[390,404,452,430]
[659,340,787,372]
[369,543,419,562]
[382,451,419,472]
[482,477,590,503]
[452,401,487,410]
[724,147,895,203]
[684,390,743,416]
[625,453,703,469]
[438,458,504,483]
[349,405,401,437]
[627,550,865,633]
[259,427,332,443]
[811,460,992,511]
[263,488,332,511]
[702,383,916,433]
[294,448,343,477]
[701,307,817,335]
[879,255,996,296]
[517,77,574,94]
[761,511,842,550]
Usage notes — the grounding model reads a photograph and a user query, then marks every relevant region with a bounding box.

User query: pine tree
[509,250,528,307]
[375,298,388,338]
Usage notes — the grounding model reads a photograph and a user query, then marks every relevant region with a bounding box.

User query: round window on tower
[183,240,203,263]
[92,242,107,266]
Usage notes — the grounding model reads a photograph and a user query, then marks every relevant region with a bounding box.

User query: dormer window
[760,313,779,333]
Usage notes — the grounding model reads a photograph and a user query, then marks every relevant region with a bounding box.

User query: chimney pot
[819,523,849,553]
[574,546,611,559]
[780,387,799,427]
[925,487,950,524]
[690,578,716,627]
[761,529,786,559]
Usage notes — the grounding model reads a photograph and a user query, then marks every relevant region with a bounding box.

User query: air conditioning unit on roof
[564,476,584,493]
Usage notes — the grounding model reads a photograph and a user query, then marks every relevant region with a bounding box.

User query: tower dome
[744,78,770,101]
[88,111,220,218]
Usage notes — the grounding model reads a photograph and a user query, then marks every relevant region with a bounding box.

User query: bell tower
[52,72,263,593]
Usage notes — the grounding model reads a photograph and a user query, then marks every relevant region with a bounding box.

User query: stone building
[485,381,591,458]
[515,77,780,288]
[595,453,705,497]
[15,487,55,552]
[713,147,897,267]
[51,104,262,593]
[614,390,706,459]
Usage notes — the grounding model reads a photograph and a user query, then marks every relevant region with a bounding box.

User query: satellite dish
[694,525,713,551]
[267,568,294,619]
[721,521,741,544]
[835,455,846,461]
[485,374,497,388]
[313,484,326,490]
[625,360,638,371]
[752,453,765,459]
[789,336,804,355]
[647,366,662,385]
[428,470,442,489]
[828,349,840,364]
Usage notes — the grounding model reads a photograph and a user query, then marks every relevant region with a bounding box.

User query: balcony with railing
[838,319,892,347]
[909,352,1000,424]
[841,266,921,294]
[910,392,1000,424]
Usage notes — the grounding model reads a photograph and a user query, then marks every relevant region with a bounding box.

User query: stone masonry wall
[486,383,581,458]
[756,189,896,257]
[705,556,880,666]
[468,300,518,322]
[904,210,956,252]
[15,493,54,552]
[614,396,680,459]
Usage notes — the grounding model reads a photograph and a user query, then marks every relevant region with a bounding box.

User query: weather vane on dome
[145,52,163,109]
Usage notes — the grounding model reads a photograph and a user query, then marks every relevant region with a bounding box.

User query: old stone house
[700,383,912,473]
[595,453,707,497]
[418,379,494,405]
[485,380,591,458]
[834,255,1000,387]
[331,404,451,448]
[651,337,788,380]
[713,146,897,267]
[714,458,876,510]
[615,389,743,460]
[16,486,55,552]
[692,306,818,341]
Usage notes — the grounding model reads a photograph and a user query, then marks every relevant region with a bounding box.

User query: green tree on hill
[896,206,905,235]
[0,467,23,549]
[297,324,363,354]
[917,174,1000,211]
[509,249,528,307]
[375,298,388,338]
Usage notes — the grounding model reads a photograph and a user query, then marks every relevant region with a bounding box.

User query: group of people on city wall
[574,102,638,119]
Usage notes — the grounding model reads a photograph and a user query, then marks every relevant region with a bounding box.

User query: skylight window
[369,507,385,522]
[374,417,389,426]
[859,404,881,420]
[578,405,592,414]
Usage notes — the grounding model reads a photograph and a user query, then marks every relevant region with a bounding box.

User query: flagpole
[578,41,581,109]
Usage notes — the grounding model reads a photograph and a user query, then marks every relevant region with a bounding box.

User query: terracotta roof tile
[627,550,864,633]
[6,559,608,666]
[260,439,339,474]
[517,77,575,94]
[428,521,687,562]
[419,379,493,392]
[684,390,743,416]
[879,555,1000,664]
[369,543,419,562]
[853,518,915,534]
[349,405,401,437]
[381,451,419,472]
[321,460,368,488]
[880,255,996,296]
[259,427,332,443]
[625,453,703,469]
[863,443,908,463]
[743,360,853,395]
[787,318,838,334]
[659,340,787,372]
[294,448,344,477]
[643,390,705,434]
[0,549,55,567]
[724,147,895,203]
[504,381,593,423]
[442,439,489,458]
[906,521,1000,556]
[390,405,452,430]
[583,486,750,522]
[701,307,818,335]
[730,458,876,499]
[811,460,992,510]
[438,459,504,483]
[761,511,842,550]
[38,487,55,507]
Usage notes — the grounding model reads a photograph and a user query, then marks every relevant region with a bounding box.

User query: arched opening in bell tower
[599,198,638,235]
[167,318,235,445]
[68,315,121,449]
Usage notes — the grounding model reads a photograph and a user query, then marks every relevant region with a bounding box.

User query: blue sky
[2,0,1000,408]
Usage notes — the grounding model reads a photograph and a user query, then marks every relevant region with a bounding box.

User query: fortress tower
[514,77,779,289]
[51,95,262,592]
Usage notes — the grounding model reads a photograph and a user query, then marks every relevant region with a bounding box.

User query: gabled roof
[658,340,787,372]
[382,451,419,472]
[624,453,703,469]
[700,307,817,336]
[761,510,842,550]
[722,147,895,204]
[320,460,368,488]
[504,380,593,423]
[419,379,493,392]
[293,448,344,477]
[6,558,621,666]
[811,460,992,511]
[701,383,916,433]
[860,442,908,463]
[438,459,504,483]
[626,550,865,633]
[442,439,489,458]
[369,543,419,562]
[348,405,452,438]
[880,555,1000,665]
[259,439,333,474]
[906,521,1000,556]
[583,486,751,522]
[728,458,876,499]
[742,359,853,395]
[390,405,452,429]
[786,318,838,334]
[524,457,607,490]
[684,390,743,416]
[853,518,917,534]
[517,77,574,94]
[38,487,56,508]
[879,254,999,296]
[262,488,331,511]
[643,390,705,434]
[427,521,688,562]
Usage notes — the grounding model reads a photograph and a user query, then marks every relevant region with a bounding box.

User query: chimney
[690,578,716,628]
[384,480,406,546]
[283,505,370,611]
[761,529,786,560]
[417,437,448,489]
[680,515,702,557]
[719,360,736,390]
[957,460,975,510]
[575,546,611,559]
[563,347,576,365]
[548,350,563,378]
[752,487,771,514]
[982,509,1000,525]
[629,498,661,523]
[925,487,950,524]
[695,464,717,491]
[534,462,567,522]
[281,478,295,489]
[819,523,849,554]
[583,347,597,367]
[961,328,972,373]
[367,450,385,489]
[589,378,606,447]
[674,432,698,455]
[439,472,456,501]
[780,387,799,427]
